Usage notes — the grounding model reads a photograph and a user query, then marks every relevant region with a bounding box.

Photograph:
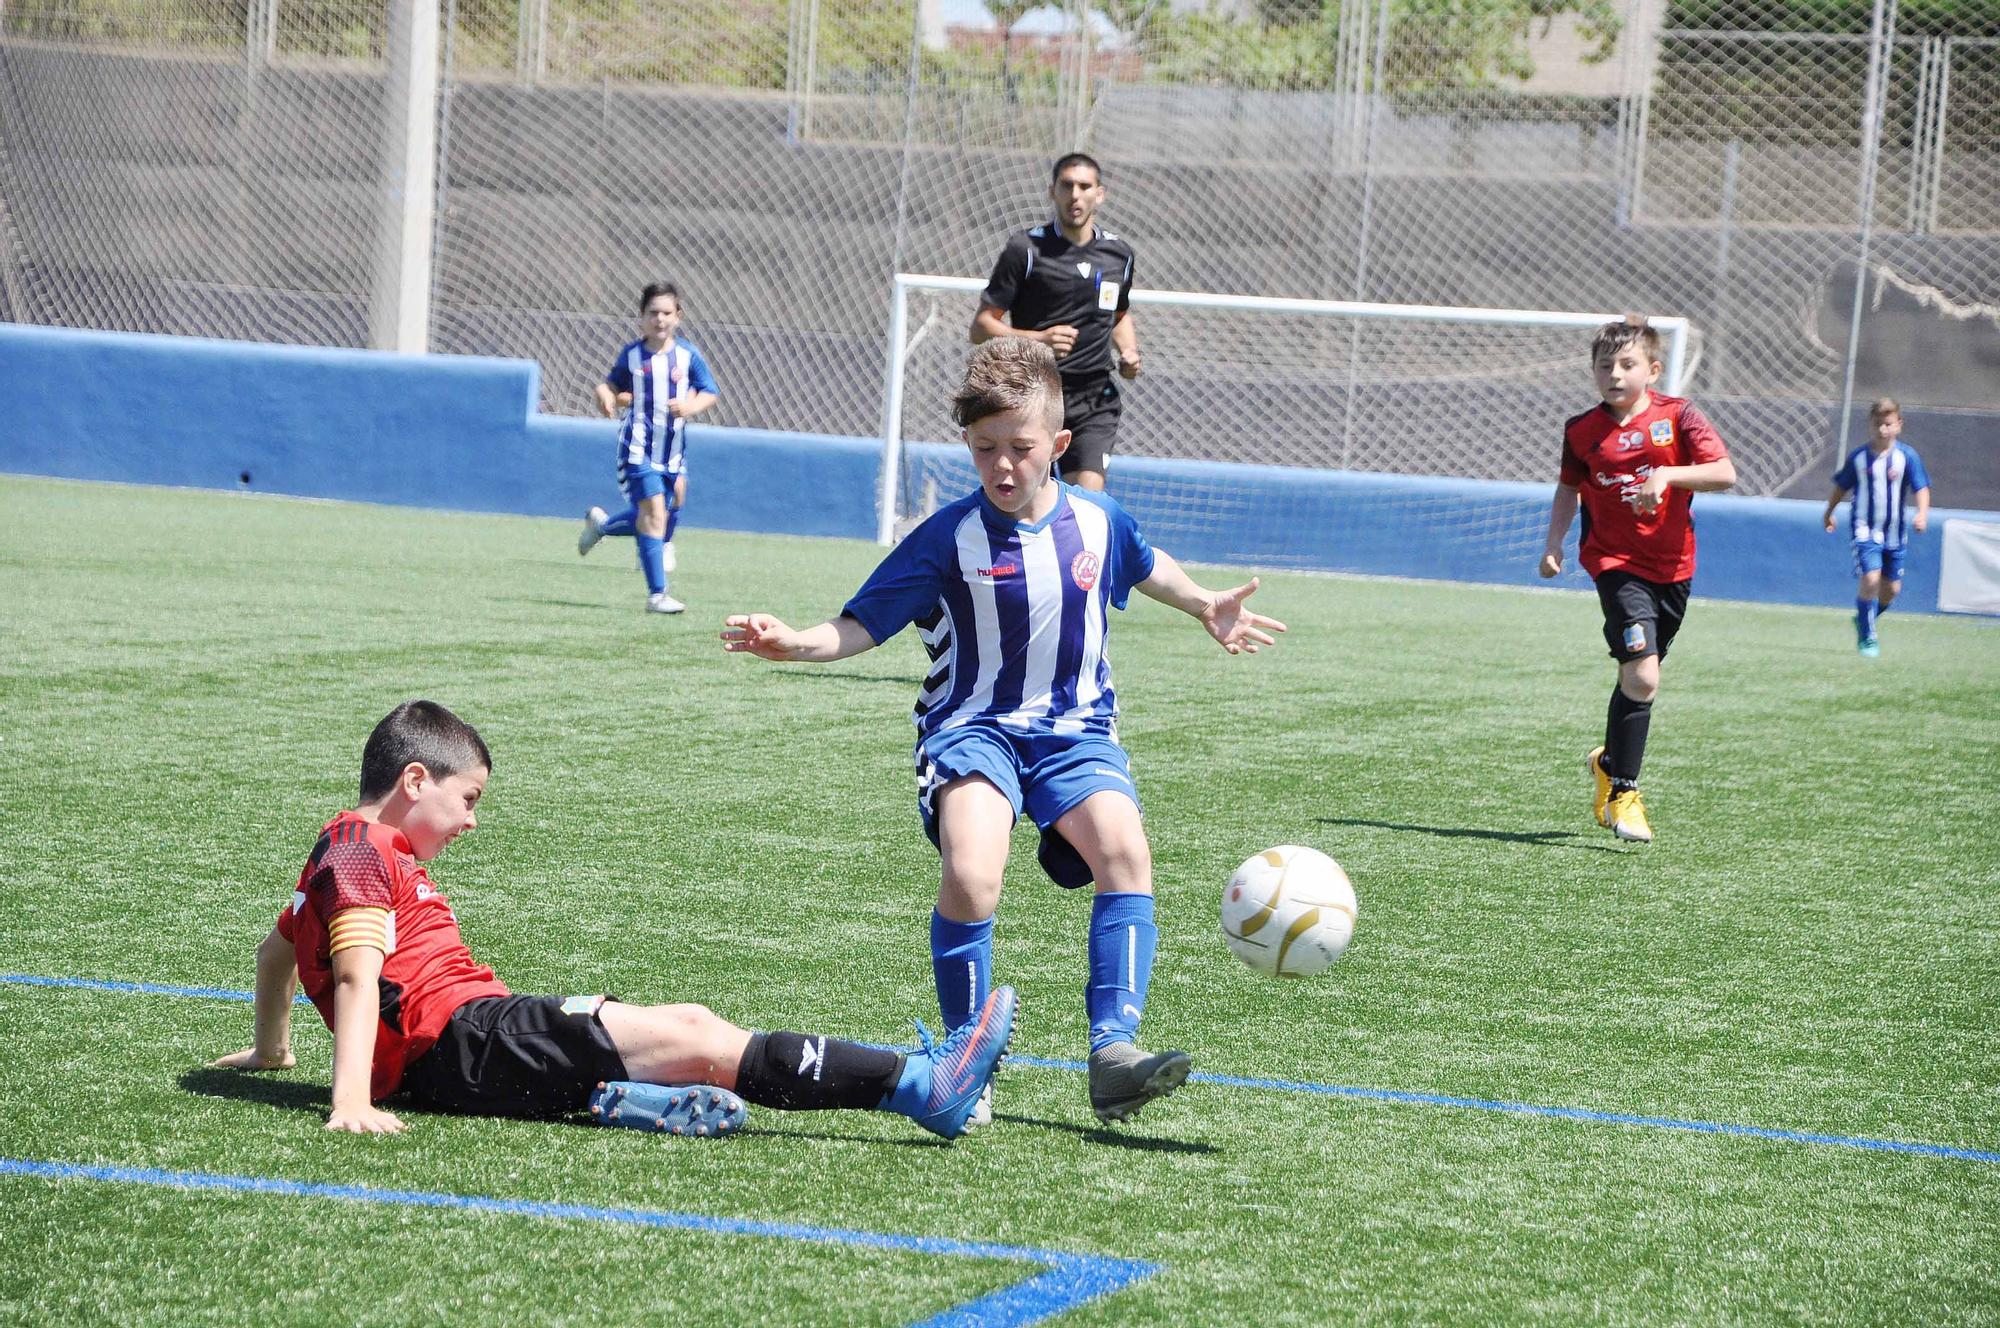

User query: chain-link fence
[2,0,1994,498]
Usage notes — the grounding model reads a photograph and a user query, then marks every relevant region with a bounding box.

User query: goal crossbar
[877,273,1692,545]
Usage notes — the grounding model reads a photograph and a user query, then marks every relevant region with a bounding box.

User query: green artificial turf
[1,475,1996,1326]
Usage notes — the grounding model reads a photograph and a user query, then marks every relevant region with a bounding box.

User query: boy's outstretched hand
[1201,578,1287,655]
[210,1046,295,1071]
[721,613,802,660]
[326,1104,405,1135]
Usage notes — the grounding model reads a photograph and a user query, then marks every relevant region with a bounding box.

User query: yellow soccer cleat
[1605,789,1653,843]
[1586,746,1613,827]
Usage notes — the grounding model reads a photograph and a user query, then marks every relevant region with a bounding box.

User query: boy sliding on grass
[1539,316,1736,844]
[722,338,1283,1125]
[213,700,1013,1139]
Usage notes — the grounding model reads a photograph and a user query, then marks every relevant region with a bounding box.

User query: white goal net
[880,275,1694,578]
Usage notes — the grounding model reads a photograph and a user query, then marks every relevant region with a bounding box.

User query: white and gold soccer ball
[1220,845,1357,978]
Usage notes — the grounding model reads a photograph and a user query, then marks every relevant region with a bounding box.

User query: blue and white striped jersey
[843,484,1157,739]
[1833,442,1931,548]
[605,336,718,474]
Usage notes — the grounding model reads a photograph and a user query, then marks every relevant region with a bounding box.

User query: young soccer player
[1538,317,1737,844]
[1822,397,1932,657]
[212,700,1014,1139]
[721,339,1284,1124]
[576,282,719,615]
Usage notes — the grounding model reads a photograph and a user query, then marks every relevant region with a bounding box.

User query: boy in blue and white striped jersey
[721,338,1284,1126]
[1824,398,1932,657]
[578,282,719,614]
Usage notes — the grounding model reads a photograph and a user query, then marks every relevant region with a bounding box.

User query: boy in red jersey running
[212,700,1014,1139]
[1538,318,1737,843]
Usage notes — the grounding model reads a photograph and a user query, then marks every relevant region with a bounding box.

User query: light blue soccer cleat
[1859,636,1881,658]
[906,985,1018,1140]
[589,1081,746,1137]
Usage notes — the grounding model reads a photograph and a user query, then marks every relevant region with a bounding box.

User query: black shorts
[399,994,629,1118]
[1058,376,1123,477]
[1595,569,1692,663]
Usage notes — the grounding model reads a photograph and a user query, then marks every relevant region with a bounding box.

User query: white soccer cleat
[646,592,686,615]
[660,540,677,573]
[578,506,608,557]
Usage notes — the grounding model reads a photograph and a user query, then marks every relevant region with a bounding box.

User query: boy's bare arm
[594,383,620,418]
[720,612,878,662]
[1914,486,1931,532]
[1137,550,1285,655]
[210,925,299,1071]
[1635,456,1736,512]
[1540,483,1579,577]
[666,391,718,420]
[1823,485,1848,532]
[326,945,403,1134]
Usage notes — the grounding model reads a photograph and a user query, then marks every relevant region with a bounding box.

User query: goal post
[876,274,1692,550]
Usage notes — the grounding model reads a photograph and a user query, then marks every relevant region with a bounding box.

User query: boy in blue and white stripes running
[1824,397,1932,657]
[721,338,1284,1126]
[578,282,719,614]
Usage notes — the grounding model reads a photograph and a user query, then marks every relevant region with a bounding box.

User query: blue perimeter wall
[2,324,1988,615]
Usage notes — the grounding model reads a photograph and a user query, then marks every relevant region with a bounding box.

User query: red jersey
[276,812,509,1100]
[1559,394,1729,584]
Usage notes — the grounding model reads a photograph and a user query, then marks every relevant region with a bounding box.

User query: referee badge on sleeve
[1098,281,1121,311]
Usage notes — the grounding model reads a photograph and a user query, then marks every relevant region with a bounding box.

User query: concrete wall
[2,323,1989,613]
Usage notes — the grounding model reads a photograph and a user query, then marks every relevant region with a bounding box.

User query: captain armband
[327,907,394,956]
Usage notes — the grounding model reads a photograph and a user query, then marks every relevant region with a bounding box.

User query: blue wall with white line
[1,323,1986,613]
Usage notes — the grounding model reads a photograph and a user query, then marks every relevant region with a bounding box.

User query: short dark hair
[953,338,1064,432]
[359,700,492,803]
[1591,314,1660,366]
[639,281,681,314]
[1869,396,1902,421]
[1051,152,1102,186]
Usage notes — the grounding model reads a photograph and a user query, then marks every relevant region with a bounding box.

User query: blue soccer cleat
[906,984,1017,1140]
[588,1081,746,1138]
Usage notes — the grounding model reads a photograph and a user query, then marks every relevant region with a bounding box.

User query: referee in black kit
[970,153,1142,492]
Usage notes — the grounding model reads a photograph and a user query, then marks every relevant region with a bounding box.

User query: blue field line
[10,973,1996,1166]
[0,1157,1156,1328]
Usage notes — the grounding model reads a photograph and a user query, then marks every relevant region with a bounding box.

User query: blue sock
[637,534,666,595]
[931,911,993,1031]
[1856,597,1878,637]
[1086,892,1157,1054]
[663,503,681,544]
[601,507,636,537]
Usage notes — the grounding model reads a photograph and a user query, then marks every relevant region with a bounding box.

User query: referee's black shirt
[980,220,1136,384]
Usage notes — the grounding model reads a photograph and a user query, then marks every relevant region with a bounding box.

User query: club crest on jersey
[1076,261,1092,278]
[1616,429,1645,452]
[1650,419,1674,445]
[1071,551,1101,590]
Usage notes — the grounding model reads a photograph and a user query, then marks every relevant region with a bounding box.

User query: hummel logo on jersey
[976,564,1021,578]
[798,1035,826,1080]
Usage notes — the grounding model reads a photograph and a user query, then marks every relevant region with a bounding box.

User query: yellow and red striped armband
[327,906,394,956]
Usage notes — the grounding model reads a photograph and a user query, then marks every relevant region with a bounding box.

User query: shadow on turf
[180,1067,331,1113]
[1317,816,1624,853]
[993,1113,1219,1153]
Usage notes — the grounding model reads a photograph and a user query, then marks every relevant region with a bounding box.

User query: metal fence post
[1836,0,1900,453]
[371,0,441,354]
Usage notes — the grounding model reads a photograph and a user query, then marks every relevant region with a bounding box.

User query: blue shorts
[619,464,679,506]
[914,723,1139,888]
[1853,541,1906,583]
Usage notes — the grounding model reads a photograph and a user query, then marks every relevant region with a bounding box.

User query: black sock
[735,1032,904,1112]
[1603,686,1653,787]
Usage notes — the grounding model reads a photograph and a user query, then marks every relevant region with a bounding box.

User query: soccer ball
[1220,846,1357,978]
